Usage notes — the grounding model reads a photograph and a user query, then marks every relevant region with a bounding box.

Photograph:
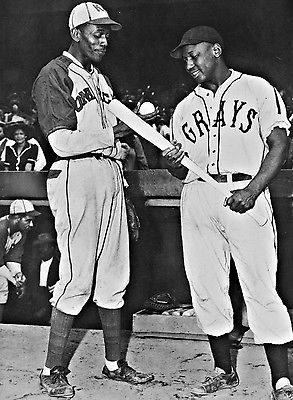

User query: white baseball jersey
[32,51,129,315]
[171,70,293,344]
[171,70,290,181]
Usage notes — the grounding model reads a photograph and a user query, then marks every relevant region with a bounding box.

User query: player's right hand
[162,140,185,167]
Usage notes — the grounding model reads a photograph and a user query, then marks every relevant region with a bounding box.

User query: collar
[197,69,241,94]
[63,51,94,74]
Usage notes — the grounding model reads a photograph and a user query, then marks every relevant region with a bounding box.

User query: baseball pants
[181,179,293,344]
[47,156,130,315]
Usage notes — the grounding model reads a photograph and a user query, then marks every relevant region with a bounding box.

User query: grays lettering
[192,110,209,137]
[212,100,226,127]
[239,108,257,133]
[231,100,247,127]
[182,122,197,143]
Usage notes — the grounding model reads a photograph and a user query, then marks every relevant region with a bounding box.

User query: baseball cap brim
[170,26,224,59]
[26,210,41,217]
[85,17,122,30]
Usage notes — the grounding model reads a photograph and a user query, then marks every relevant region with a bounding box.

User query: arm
[29,140,47,171]
[32,66,116,158]
[0,265,16,284]
[225,127,288,213]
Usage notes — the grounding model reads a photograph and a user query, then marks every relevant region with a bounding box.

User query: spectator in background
[1,121,46,171]
[0,199,41,322]
[157,114,171,141]
[4,100,26,124]
[136,101,161,169]
[23,232,60,325]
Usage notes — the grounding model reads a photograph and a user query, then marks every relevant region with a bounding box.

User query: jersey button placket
[207,93,218,174]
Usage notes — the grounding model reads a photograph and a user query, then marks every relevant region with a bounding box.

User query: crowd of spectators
[1,83,293,171]
[0,83,192,172]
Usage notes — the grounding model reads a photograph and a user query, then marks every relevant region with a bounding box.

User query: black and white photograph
[1,1,293,399]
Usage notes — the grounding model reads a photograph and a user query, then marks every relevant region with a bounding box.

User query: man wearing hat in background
[32,2,153,398]
[162,26,293,399]
[0,199,40,322]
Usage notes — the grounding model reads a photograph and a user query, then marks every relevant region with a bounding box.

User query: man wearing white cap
[0,199,40,322]
[32,3,153,398]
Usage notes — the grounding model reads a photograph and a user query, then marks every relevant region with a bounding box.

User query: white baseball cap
[68,2,122,31]
[10,199,41,217]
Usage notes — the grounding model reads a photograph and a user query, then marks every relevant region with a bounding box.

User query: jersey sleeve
[249,77,291,139]
[5,234,26,264]
[32,62,77,138]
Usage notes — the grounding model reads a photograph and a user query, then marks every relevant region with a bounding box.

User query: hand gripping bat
[108,99,267,226]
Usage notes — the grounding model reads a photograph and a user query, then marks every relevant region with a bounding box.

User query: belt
[197,173,252,183]
[56,152,102,161]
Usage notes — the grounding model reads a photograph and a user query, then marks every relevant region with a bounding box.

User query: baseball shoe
[102,359,154,384]
[39,366,75,398]
[191,367,239,397]
[272,384,293,399]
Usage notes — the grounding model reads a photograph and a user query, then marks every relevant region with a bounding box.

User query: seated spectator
[136,101,162,169]
[0,199,41,322]
[157,114,171,141]
[23,232,60,325]
[1,121,46,171]
[3,100,27,124]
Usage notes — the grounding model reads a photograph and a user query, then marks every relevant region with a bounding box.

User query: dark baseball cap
[170,26,224,59]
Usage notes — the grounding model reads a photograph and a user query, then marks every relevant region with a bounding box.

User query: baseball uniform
[32,51,130,315]
[171,69,293,344]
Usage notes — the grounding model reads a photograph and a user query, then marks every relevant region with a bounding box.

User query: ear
[213,43,222,58]
[70,28,81,43]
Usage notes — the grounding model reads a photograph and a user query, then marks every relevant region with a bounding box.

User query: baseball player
[0,199,40,322]
[32,2,153,398]
[162,26,293,399]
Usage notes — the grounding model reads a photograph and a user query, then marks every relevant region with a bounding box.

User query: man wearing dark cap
[163,26,293,399]
[32,2,153,398]
[0,199,40,322]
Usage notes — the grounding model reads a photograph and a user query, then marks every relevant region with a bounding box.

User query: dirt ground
[1,323,293,400]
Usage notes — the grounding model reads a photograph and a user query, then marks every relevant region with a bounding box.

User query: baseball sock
[208,334,232,374]
[264,343,290,389]
[98,306,121,368]
[43,307,74,373]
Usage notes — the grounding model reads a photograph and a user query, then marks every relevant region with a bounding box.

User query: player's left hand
[119,143,131,160]
[224,188,258,213]
[14,272,26,287]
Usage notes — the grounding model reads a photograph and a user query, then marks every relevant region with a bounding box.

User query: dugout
[0,169,293,329]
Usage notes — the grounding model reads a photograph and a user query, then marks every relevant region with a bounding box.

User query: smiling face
[182,42,219,85]
[75,23,110,66]
[13,128,27,145]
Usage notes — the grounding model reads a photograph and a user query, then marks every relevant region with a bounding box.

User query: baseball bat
[108,99,266,226]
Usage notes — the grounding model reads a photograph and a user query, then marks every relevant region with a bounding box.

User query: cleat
[272,385,293,400]
[39,366,75,398]
[191,367,239,397]
[102,359,154,385]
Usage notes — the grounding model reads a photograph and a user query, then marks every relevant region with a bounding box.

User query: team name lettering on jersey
[75,88,95,112]
[75,87,112,112]
[181,99,258,142]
